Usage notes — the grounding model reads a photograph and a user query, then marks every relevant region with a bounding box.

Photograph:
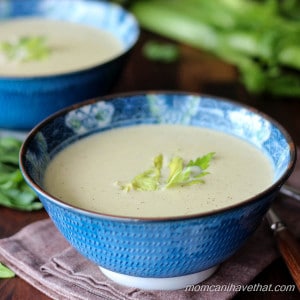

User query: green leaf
[118,152,215,192]
[0,168,23,186]
[142,40,180,63]
[120,154,163,191]
[0,137,22,165]
[166,152,215,188]
[187,151,215,170]
[167,156,184,182]
[0,35,51,63]
[0,263,15,279]
[0,137,42,211]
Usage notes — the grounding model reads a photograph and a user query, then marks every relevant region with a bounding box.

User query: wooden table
[1,30,299,299]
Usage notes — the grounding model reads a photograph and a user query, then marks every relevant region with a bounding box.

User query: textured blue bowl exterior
[21,93,296,278]
[0,0,139,129]
[41,193,275,277]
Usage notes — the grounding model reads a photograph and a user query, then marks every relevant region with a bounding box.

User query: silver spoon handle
[280,184,300,201]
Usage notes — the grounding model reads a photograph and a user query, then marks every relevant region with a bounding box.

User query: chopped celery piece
[0,36,51,63]
[0,262,15,278]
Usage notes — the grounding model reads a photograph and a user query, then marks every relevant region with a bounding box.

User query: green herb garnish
[118,152,215,192]
[0,262,15,279]
[0,137,42,211]
[0,36,51,63]
[142,40,180,63]
[166,152,215,188]
[121,154,163,191]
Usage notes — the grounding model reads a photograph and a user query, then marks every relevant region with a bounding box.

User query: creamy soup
[43,124,274,218]
[0,18,124,76]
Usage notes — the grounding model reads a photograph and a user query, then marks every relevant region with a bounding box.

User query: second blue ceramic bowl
[20,92,296,290]
[0,0,139,129]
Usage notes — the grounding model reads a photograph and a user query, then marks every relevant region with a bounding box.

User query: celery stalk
[131,1,220,51]
[130,0,300,96]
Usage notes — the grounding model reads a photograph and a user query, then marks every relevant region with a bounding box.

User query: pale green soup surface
[0,18,124,76]
[43,124,274,218]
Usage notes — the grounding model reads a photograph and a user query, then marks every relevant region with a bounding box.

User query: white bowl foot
[99,265,218,290]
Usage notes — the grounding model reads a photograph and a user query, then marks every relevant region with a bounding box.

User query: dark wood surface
[1,30,300,299]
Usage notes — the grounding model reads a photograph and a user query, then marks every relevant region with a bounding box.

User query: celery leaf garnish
[166,152,215,188]
[0,36,51,63]
[120,154,163,191]
[118,152,215,192]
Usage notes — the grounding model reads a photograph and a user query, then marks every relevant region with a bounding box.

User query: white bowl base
[99,265,218,290]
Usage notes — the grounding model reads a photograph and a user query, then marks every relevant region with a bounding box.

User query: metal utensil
[280,184,300,202]
[266,207,300,291]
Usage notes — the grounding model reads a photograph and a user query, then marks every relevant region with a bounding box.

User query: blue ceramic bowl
[20,92,296,290]
[0,0,139,129]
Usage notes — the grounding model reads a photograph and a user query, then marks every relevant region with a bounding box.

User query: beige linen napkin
[0,151,299,300]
